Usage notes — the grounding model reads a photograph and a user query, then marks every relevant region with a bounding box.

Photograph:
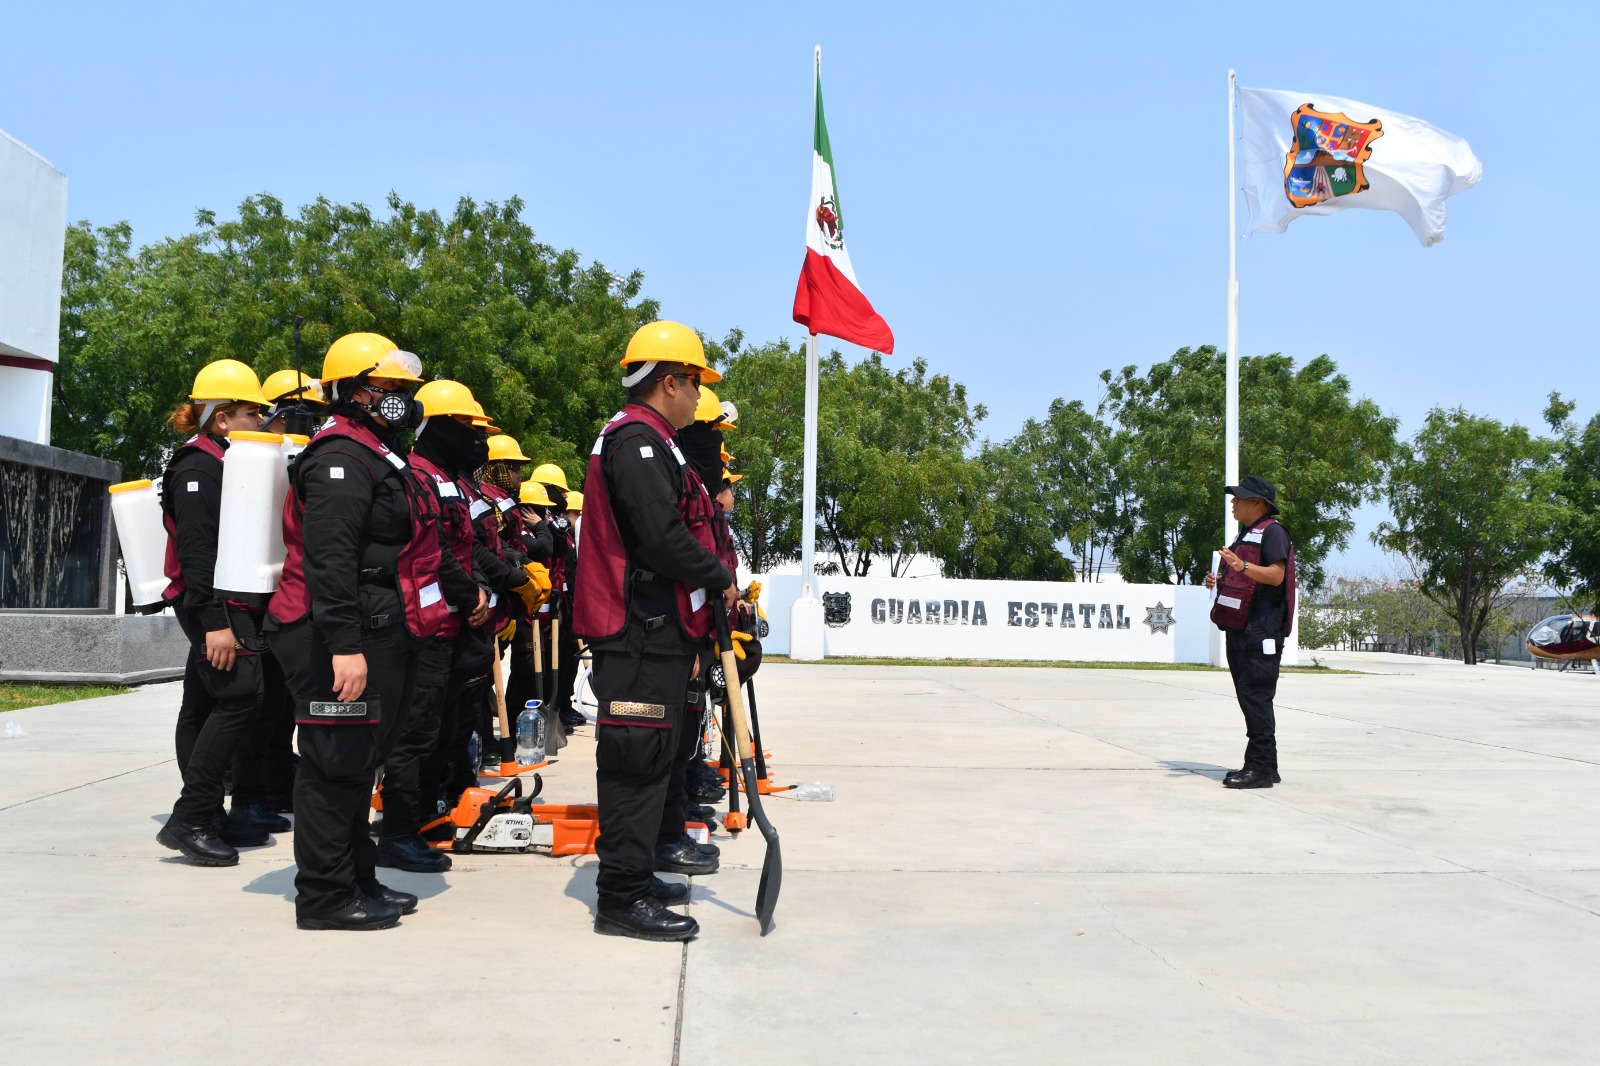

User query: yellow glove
[496,619,517,643]
[513,561,552,614]
[743,581,767,622]
[714,630,754,661]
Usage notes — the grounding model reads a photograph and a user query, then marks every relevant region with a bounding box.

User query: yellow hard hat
[565,490,584,513]
[414,379,480,419]
[469,400,501,434]
[319,332,423,384]
[694,386,724,424]
[190,359,266,404]
[486,434,529,462]
[520,480,554,507]
[620,321,722,384]
[530,462,569,490]
[261,369,326,406]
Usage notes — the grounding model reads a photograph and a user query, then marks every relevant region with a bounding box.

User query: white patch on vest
[1242,530,1264,544]
[1217,595,1242,610]
[690,588,707,612]
[496,497,514,512]
[639,445,654,459]
[1262,638,1277,655]
[186,481,199,492]
[591,435,605,456]
[383,451,407,471]
[329,468,344,480]
[434,478,460,498]
[470,499,491,519]
[668,442,686,466]
[418,582,442,608]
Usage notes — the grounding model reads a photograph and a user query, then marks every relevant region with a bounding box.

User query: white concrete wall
[0,127,69,445]
[754,574,1217,663]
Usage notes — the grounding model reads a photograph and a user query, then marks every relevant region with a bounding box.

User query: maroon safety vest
[574,403,720,643]
[476,482,517,634]
[160,433,227,604]
[1210,517,1297,636]
[409,452,477,639]
[269,414,450,640]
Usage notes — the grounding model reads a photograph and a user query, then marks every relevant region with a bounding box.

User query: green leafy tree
[707,333,805,574]
[1544,393,1600,614]
[1375,408,1560,664]
[1100,346,1397,590]
[55,193,658,481]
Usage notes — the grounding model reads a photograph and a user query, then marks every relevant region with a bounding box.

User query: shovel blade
[742,759,781,934]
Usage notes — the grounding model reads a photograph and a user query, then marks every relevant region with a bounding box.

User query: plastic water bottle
[516,701,546,766]
[791,781,834,802]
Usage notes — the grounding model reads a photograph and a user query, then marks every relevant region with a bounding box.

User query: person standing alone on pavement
[1206,475,1296,790]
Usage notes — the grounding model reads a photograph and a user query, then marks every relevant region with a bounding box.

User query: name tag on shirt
[330,467,345,480]
[496,497,514,512]
[1242,530,1263,544]
[639,445,654,459]
[187,481,199,491]
[434,478,460,498]
[470,499,491,519]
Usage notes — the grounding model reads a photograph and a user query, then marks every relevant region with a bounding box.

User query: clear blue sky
[6,1,1593,575]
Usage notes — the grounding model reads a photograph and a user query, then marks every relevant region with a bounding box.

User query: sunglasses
[664,372,702,389]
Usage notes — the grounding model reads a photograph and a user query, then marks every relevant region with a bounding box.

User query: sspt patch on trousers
[299,696,381,726]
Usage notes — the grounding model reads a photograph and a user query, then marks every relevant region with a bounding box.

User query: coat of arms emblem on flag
[1283,105,1385,208]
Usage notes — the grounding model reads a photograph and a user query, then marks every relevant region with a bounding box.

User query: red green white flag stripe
[791,53,894,353]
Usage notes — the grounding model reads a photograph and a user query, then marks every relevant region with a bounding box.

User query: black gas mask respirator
[365,383,423,431]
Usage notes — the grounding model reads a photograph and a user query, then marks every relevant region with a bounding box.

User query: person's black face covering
[677,422,725,489]
[416,416,490,476]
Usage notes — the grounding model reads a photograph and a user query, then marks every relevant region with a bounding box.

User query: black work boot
[296,895,402,931]
[672,832,720,858]
[359,880,419,915]
[594,897,699,941]
[232,802,292,833]
[650,877,691,905]
[216,809,271,847]
[1223,769,1276,789]
[686,804,721,830]
[655,838,719,875]
[157,822,240,867]
[377,835,453,873]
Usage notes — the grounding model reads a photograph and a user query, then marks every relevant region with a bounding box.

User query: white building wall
[0,127,69,445]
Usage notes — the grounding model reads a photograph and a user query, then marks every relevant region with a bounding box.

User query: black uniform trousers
[231,649,295,808]
[171,605,267,827]
[591,648,697,906]
[272,615,419,917]
[1225,610,1284,774]
[385,628,492,838]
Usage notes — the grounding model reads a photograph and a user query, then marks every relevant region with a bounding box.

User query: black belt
[358,568,398,588]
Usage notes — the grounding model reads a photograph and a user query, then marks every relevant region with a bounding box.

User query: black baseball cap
[1225,475,1279,514]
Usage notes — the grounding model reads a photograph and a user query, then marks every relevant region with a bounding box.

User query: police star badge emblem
[1143,602,1175,635]
[1284,104,1384,209]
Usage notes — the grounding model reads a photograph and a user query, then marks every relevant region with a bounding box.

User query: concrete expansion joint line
[1070,872,1408,1062]
[1275,703,1600,768]
[0,758,175,813]
[670,893,691,1065]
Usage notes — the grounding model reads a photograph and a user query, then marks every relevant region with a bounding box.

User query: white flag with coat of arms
[1239,87,1482,247]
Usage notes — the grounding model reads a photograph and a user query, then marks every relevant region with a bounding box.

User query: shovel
[713,596,781,935]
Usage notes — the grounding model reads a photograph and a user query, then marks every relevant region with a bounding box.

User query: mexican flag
[792,53,894,353]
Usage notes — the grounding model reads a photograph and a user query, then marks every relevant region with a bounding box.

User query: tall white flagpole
[789,46,827,659]
[1225,69,1240,537]
[800,329,820,598]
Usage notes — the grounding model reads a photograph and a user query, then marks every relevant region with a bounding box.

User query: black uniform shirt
[1246,521,1291,610]
[165,441,228,631]
[295,439,414,655]
[597,408,734,653]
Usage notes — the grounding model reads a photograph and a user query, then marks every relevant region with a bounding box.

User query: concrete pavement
[1,652,1598,1063]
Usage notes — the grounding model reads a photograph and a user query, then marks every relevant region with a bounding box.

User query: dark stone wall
[0,435,120,611]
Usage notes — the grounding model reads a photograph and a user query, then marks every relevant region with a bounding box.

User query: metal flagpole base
[789,598,826,661]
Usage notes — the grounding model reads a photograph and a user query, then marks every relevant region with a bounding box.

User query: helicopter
[1525,614,1600,665]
